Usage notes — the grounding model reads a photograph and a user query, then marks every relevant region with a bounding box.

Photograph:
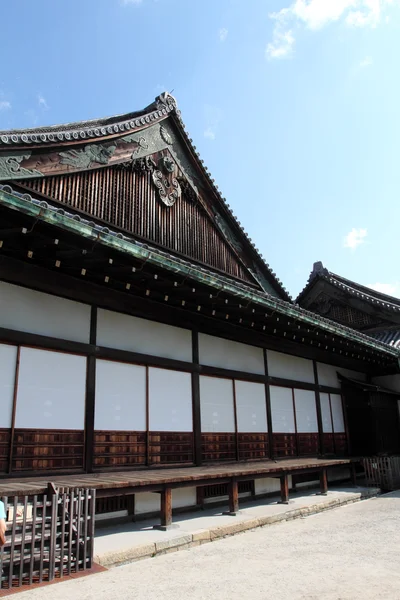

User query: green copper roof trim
[1,187,399,359]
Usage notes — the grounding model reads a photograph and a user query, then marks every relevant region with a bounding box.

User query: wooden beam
[280,475,289,504]
[313,360,324,456]
[84,307,97,473]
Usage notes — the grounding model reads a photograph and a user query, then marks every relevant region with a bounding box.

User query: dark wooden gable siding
[18,167,255,284]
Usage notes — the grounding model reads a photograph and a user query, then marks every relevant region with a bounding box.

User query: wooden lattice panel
[272,433,297,458]
[12,429,84,472]
[201,433,236,463]
[94,431,146,468]
[297,433,319,456]
[149,432,194,465]
[0,429,10,473]
[238,433,269,461]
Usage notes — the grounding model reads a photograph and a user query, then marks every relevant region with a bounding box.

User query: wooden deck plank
[0,458,354,496]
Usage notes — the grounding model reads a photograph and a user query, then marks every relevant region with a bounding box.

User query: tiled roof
[297,262,400,313]
[369,329,400,349]
[1,184,399,359]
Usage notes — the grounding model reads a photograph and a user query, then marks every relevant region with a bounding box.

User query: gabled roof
[297,261,400,314]
[0,93,291,301]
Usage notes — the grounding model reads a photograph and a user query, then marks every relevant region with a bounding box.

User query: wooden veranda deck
[0,457,357,528]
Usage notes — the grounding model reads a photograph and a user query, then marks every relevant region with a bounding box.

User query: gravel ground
[19,491,400,600]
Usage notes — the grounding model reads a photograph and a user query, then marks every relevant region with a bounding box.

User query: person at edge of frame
[0,500,6,546]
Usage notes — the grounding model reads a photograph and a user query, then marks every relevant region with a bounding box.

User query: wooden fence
[0,486,96,590]
[362,457,400,491]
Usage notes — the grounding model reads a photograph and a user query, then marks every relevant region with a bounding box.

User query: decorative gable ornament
[152,152,181,207]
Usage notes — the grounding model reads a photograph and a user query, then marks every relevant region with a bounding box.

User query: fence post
[47,483,58,583]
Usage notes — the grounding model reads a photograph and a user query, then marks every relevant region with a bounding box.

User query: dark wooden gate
[0,486,95,590]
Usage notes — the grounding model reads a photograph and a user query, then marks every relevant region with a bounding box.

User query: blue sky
[0,0,399,299]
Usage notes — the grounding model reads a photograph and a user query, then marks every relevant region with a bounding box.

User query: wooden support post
[227,480,239,515]
[280,475,289,504]
[350,463,358,486]
[319,468,328,495]
[154,487,174,530]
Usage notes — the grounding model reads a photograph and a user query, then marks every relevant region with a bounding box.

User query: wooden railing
[362,457,400,491]
[0,485,95,591]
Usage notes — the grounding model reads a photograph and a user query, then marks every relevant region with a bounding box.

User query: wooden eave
[0,185,399,375]
[0,93,290,301]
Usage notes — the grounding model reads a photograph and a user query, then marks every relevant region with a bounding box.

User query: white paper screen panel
[149,368,193,432]
[0,281,90,343]
[330,394,345,433]
[97,309,192,362]
[15,348,86,430]
[267,351,314,383]
[198,333,265,375]
[235,380,267,433]
[200,376,235,433]
[95,360,146,431]
[294,389,318,433]
[270,386,295,433]
[0,344,17,428]
[317,363,366,388]
[320,393,333,433]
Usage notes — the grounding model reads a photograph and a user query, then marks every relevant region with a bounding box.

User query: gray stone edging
[95,489,379,568]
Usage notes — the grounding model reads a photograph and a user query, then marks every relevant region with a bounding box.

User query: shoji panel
[267,351,315,383]
[320,393,333,432]
[15,348,86,429]
[0,343,17,428]
[149,368,192,432]
[235,381,267,433]
[0,281,90,343]
[200,376,235,432]
[270,386,295,433]
[97,309,192,362]
[95,360,146,431]
[331,394,345,433]
[199,334,265,375]
[294,389,318,433]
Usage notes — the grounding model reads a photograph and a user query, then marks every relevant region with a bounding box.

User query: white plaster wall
[331,394,345,433]
[172,487,197,508]
[317,362,366,388]
[235,380,268,433]
[0,343,17,428]
[320,393,333,432]
[135,492,160,515]
[149,368,193,432]
[372,374,400,393]
[95,360,146,431]
[200,376,235,432]
[97,309,192,362]
[15,348,86,430]
[267,350,315,383]
[294,389,318,433]
[255,476,292,495]
[199,333,265,375]
[0,281,90,343]
[270,386,295,433]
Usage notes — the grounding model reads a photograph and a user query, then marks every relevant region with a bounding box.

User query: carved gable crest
[152,150,181,207]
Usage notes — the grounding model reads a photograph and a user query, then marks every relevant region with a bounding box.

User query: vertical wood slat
[19,167,254,283]
[39,493,47,583]
[29,495,37,586]
[85,306,97,474]
[191,330,202,467]
[8,496,18,588]
[8,346,21,475]
[18,495,28,586]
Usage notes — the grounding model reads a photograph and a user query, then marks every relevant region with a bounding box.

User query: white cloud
[0,100,11,111]
[266,29,295,59]
[204,127,216,140]
[219,28,228,42]
[366,282,400,297]
[360,55,373,67]
[38,94,49,109]
[343,227,367,249]
[267,0,396,59]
